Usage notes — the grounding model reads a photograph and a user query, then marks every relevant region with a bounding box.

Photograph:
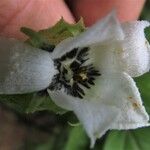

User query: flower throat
[49,47,101,98]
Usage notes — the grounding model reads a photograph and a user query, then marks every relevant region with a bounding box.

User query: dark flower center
[49,47,101,99]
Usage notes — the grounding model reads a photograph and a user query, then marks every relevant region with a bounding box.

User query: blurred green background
[141,0,150,20]
[0,1,150,150]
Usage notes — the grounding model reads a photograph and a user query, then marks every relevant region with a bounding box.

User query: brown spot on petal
[128,96,141,109]
[128,96,133,99]
[132,102,140,109]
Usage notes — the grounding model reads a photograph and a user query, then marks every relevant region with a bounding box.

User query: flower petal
[109,73,150,129]
[48,72,149,146]
[89,21,150,75]
[83,72,149,129]
[0,37,56,94]
[51,11,124,59]
[89,41,124,74]
[47,89,119,148]
[121,21,150,77]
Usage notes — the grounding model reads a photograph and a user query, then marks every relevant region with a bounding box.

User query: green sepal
[21,18,85,48]
[38,18,85,45]
[21,27,46,48]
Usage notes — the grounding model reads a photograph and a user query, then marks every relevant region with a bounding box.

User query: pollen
[79,73,88,81]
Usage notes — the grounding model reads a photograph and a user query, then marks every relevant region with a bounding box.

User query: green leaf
[141,0,150,22]
[0,94,33,113]
[104,127,150,150]
[135,73,150,113]
[104,131,126,150]
[35,141,54,150]
[21,18,85,48]
[145,26,150,43]
[0,93,65,114]
[63,126,89,150]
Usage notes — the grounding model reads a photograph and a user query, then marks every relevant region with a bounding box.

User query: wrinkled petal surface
[89,41,124,74]
[0,37,56,94]
[94,72,149,129]
[48,89,119,148]
[52,15,150,78]
[48,12,150,146]
[51,11,124,59]
[121,21,150,77]
[48,72,149,147]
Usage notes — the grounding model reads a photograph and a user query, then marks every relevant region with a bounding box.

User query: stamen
[70,61,80,71]
[79,73,88,80]
[49,47,101,98]
[77,47,89,63]
[60,48,78,61]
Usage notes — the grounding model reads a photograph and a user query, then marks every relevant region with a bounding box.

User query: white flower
[121,21,150,77]
[0,12,149,148]
[0,37,56,94]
